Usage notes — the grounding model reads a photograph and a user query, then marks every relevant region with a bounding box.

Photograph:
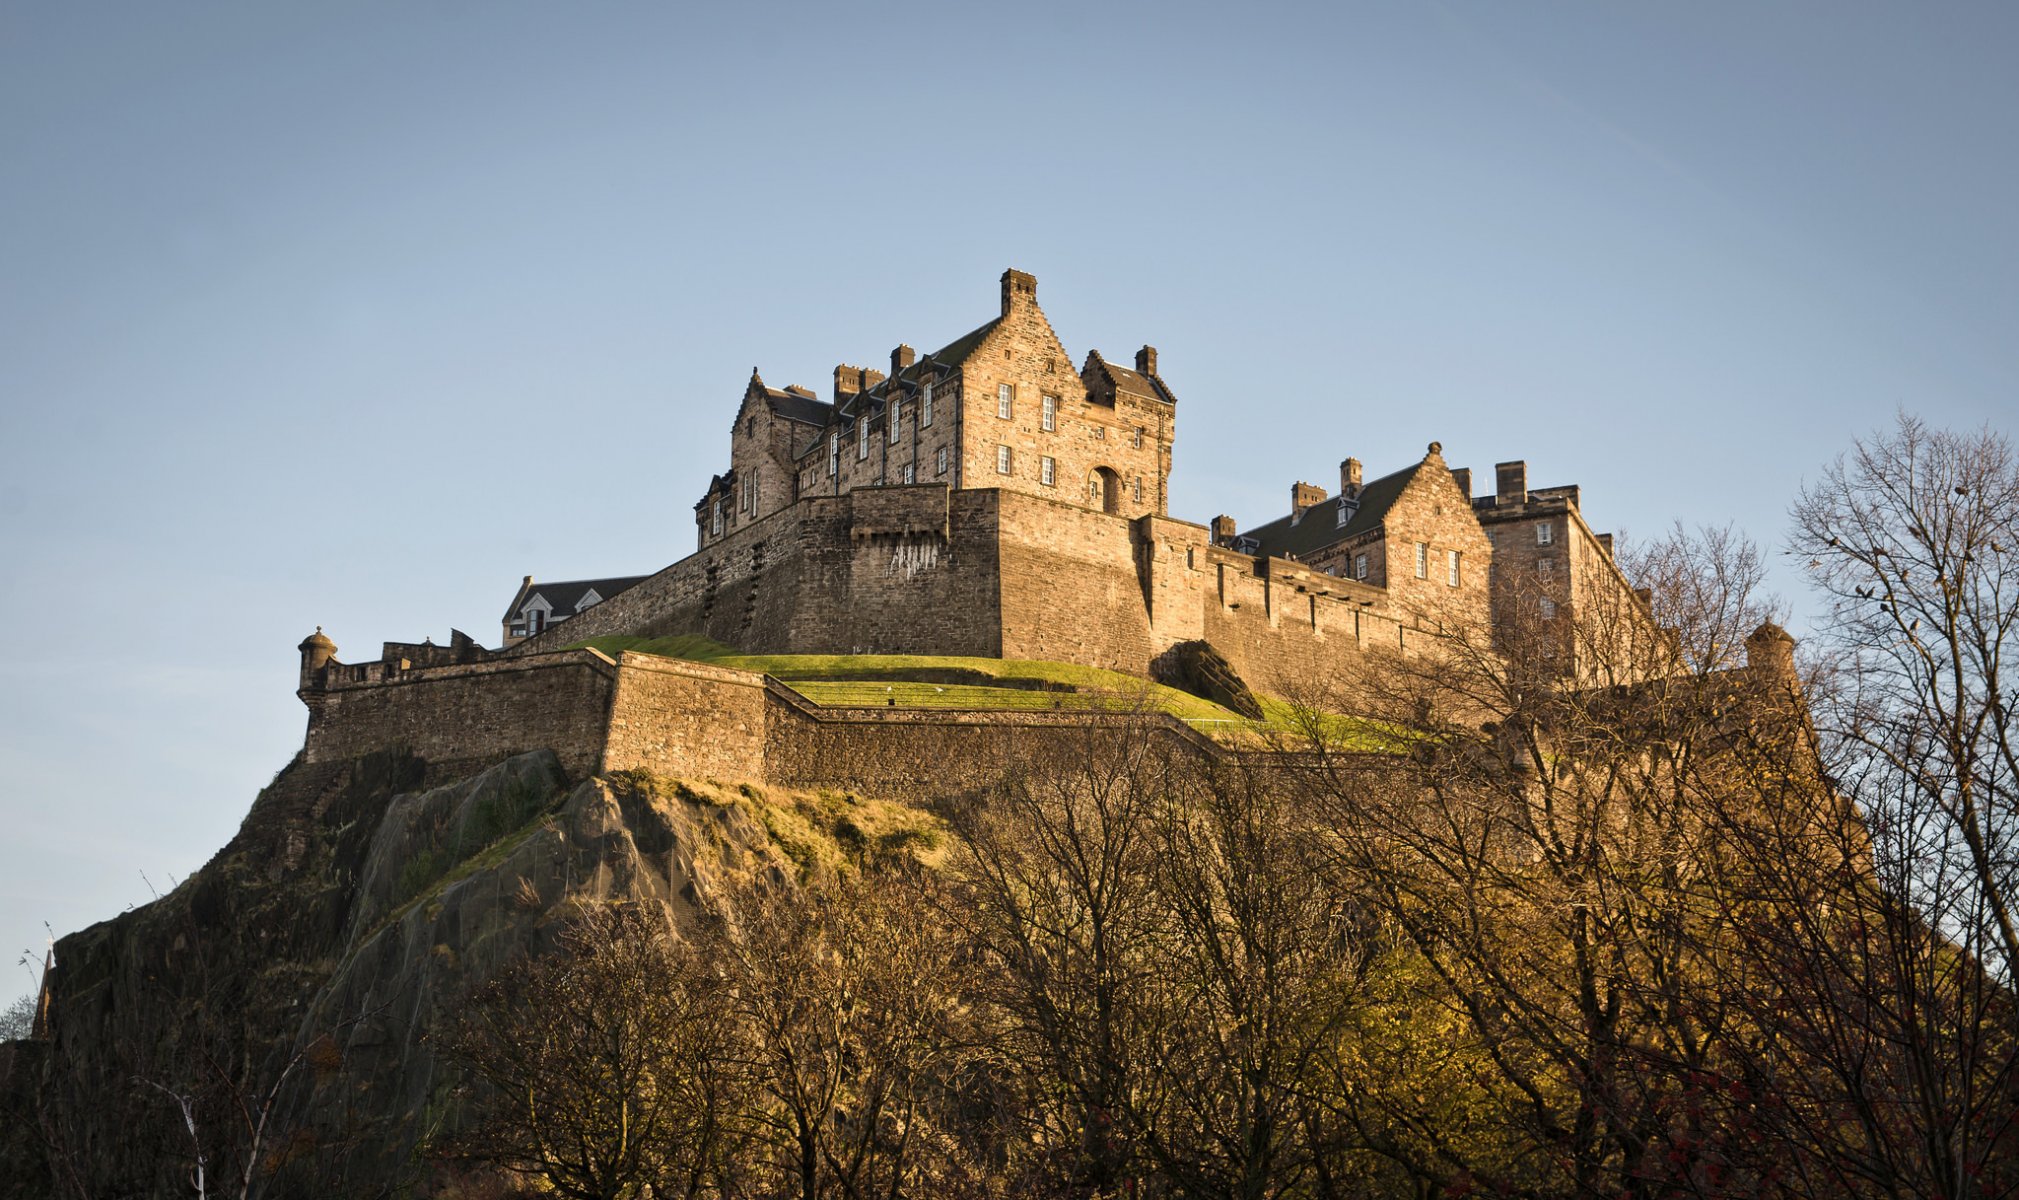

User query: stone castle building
[297,268,1681,790]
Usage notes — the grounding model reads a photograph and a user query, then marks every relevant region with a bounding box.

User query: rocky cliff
[0,749,873,1198]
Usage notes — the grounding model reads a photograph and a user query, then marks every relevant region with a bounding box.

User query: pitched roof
[765,388,832,426]
[1239,463,1420,561]
[504,576,649,623]
[1089,354,1177,404]
[926,317,1000,369]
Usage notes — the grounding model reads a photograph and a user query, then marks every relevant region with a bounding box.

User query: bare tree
[439,903,750,1200]
[942,725,1181,1196]
[715,861,987,1200]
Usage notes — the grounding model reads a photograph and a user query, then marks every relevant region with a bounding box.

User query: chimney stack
[832,365,888,402]
[1451,467,1472,498]
[1340,457,1362,496]
[891,344,915,375]
[1290,481,1327,522]
[1000,268,1037,316]
[1596,532,1614,557]
[1211,514,1238,547]
[1136,345,1158,375]
[1495,461,1527,504]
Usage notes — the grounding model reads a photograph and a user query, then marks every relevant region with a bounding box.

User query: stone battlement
[296,642,1263,795]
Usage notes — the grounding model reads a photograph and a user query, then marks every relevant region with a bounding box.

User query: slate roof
[766,388,832,426]
[503,576,649,623]
[1239,463,1421,561]
[791,316,1006,460]
[1087,353,1178,404]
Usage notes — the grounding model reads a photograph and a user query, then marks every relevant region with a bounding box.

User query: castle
[295,269,1683,790]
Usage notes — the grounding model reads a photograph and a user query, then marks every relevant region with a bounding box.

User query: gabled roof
[1086,352,1178,405]
[925,317,1001,370]
[1239,463,1421,561]
[765,388,832,427]
[503,576,649,623]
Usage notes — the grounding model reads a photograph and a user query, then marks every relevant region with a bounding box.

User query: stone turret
[1745,621,1797,687]
[298,627,337,694]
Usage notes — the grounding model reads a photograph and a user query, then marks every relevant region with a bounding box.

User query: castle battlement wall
[502,480,1453,703]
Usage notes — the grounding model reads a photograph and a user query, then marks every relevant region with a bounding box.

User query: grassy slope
[567,634,1399,750]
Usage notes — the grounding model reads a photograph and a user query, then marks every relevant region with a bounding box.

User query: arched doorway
[1090,466,1122,515]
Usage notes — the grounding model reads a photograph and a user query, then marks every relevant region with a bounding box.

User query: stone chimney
[891,344,915,375]
[832,365,888,402]
[1211,514,1238,547]
[1001,268,1037,316]
[1451,467,1472,498]
[1340,457,1362,496]
[1496,461,1527,504]
[1596,532,1614,557]
[1290,481,1327,523]
[1136,345,1158,375]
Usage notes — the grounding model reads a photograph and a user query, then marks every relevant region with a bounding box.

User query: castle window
[889,398,903,444]
[997,444,1012,475]
[1336,503,1349,528]
[936,446,948,475]
[1133,426,1144,448]
[746,417,755,437]
[858,419,870,460]
[902,463,916,484]
[997,384,1013,419]
[1540,598,1557,619]
[1415,542,1429,579]
[1042,395,1057,431]
[1354,553,1367,580]
[1133,476,1143,502]
[1536,522,1554,545]
[1447,549,1461,587]
[1094,426,1106,440]
[828,433,839,477]
[1538,558,1556,577]
[1041,455,1056,486]
[922,383,934,426]
[712,499,724,537]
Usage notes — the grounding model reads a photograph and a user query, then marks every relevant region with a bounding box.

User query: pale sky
[2,1,2014,995]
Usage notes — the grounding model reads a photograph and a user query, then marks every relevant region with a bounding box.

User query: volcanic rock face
[3,751,796,1197]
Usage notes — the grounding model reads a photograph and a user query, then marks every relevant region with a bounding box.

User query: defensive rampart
[299,646,1275,796]
[506,484,1435,700]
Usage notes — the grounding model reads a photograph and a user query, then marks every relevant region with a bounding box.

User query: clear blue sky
[2,2,2013,994]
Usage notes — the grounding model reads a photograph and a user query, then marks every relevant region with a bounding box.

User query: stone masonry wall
[511,485,1002,659]
[601,652,769,782]
[302,651,619,781]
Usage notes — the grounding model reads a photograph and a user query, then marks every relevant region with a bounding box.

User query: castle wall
[302,651,618,781]
[760,688,1220,797]
[601,653,769,782]
[994,489,1158,671]
[511,485,1001,659]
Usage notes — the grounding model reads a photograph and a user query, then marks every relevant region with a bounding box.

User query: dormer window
[889,398,903,444]
[921,382,934,426]
[828,433,839,477]
[858,419,870,460]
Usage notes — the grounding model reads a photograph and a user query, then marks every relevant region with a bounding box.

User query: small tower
[1745,621,1797,687]
[298,627,337,695]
